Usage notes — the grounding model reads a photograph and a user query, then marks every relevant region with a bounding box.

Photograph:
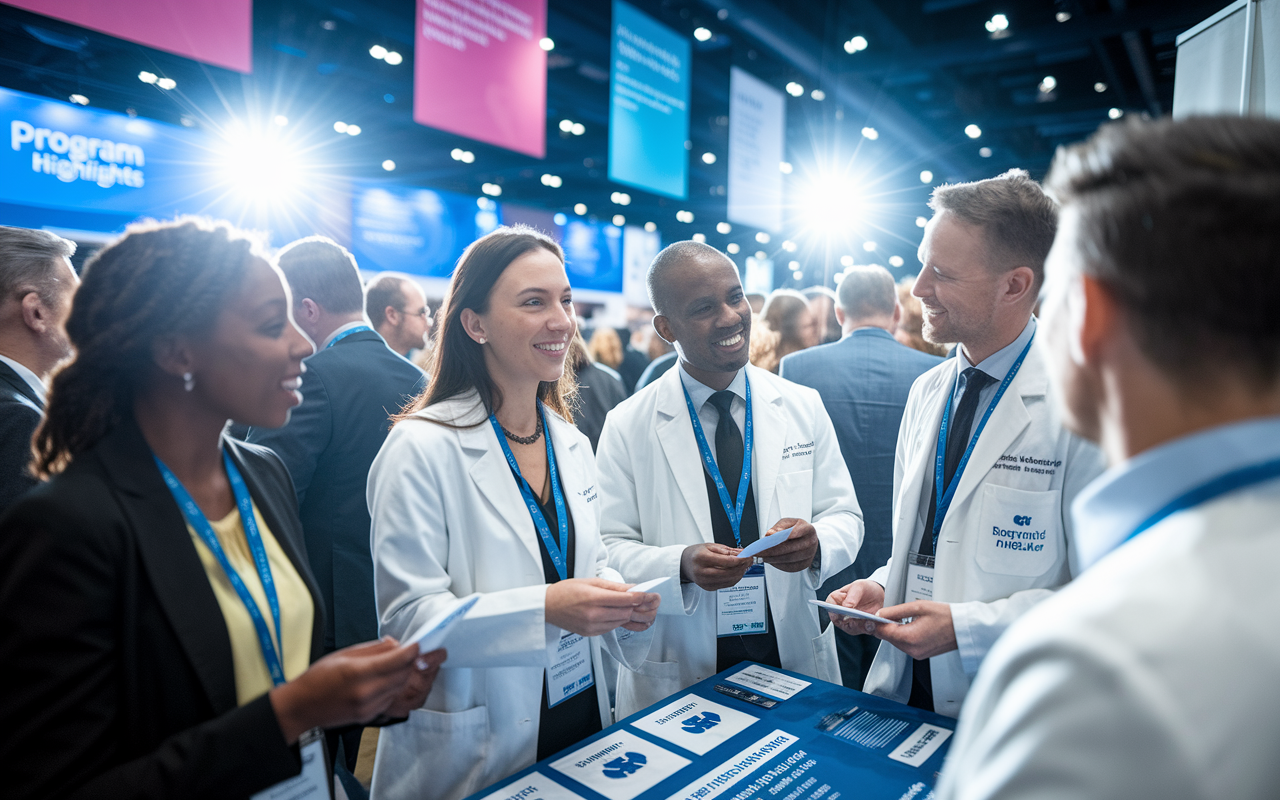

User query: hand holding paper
[735,526,794,559]
[627,576,671,593]
[407,594,481,654]
[809,598,905,626]
[749,519,821,573]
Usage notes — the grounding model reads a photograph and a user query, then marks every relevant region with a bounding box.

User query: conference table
[465,662,957,800]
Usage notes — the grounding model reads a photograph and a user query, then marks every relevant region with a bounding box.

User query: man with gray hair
[0,226,77,513]
[780,265,942,689]
[825,170,1104,717]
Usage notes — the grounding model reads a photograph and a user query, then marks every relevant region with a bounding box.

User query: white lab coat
[367,393,650,800]
[863,342,1104,716]
[936,481,1280,799]
[598,364,864,719]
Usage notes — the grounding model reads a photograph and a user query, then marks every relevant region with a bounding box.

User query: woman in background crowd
[366,225,659,800]
[757,288,821,371]
[586,325,623,370]
[0,218,441,800]
[894,279,949,357]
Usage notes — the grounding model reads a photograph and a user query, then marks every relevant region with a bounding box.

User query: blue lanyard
[682,378,753,548]
[489,403,571,581]
[326,325,373,349]
[155,450,286,686]
[1123,457,1280,545]
[931,334,1036,548]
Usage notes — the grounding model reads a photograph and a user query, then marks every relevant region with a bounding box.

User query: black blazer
[248,330,424,651]
[0,417,327,800]
[0,359,42,515]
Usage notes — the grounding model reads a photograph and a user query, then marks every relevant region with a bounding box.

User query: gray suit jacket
[0,360,42,515]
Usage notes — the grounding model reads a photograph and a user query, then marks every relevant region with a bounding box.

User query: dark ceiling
[0,0,1224,284]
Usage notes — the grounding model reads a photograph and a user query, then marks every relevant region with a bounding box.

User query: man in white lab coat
[598,242,863,719]
[936,115,1280,799]
[827,170,1104,718]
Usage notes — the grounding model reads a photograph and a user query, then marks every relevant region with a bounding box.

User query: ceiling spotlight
[1094,82,1108,93]
[559,119,574,133]
[702,152,717,164]
[612,214,626,227]
[692,232,707,242]
[779,161,793,174]
[334,121,349,133]
[384,51,403,65]
[757,251,768,259]
[1109,107,1124,119]
[273,114,289,126]
[920,170,933,183]
[965,124,982,139]
[844,35,868,54]
[755,232,770,243]
[789,261,800,270]
[677,210,694,223]
[138,71,158,84]
[574,203,587,215]
[861,127,879,140]
[979,146,992,157]
[477,197,497,210]
[916,216,929,228]
[451,148,476,163]
[727,242,740,253]
[541,173,563,187]
[889,255,905,267]
[68,94,89,105]
[985,14,1009,33]
[840,255,854,267]
[717,222,732,234]
[694,27,712,42]
[644,221,657,232]
[1039,75,1057,93]
[792,270,804,281]
[811,89,825,101]
[611,191,631,205]
[863,241,877,252]
[782,240,797,252]
[571,122,585,135]
[554,212,567,225]
[785,82,804,97]
[370,45,388,59]
[345,124,362,136]
[1056,11,1072,22]
[156,77,177,90]
[382,159,396,171]
[540,37,555,51]
[482,183,502,196]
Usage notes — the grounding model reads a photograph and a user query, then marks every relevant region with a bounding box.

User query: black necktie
[921,368,994,557]
[709,391,743,502]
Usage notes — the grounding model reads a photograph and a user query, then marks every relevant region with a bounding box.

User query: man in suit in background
[0,226,77,514]
[366,272,431,358]
[780,265,941,688]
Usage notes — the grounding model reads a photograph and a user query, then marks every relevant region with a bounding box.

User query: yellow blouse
[188,503,314,706]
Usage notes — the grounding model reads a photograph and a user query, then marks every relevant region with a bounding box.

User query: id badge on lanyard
[717,564,768,637]
[546,630,595,707]
[251,728,333,800]
[905,552,935,604]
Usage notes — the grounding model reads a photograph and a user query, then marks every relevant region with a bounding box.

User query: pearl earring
[183,372,195,392]
[478,337,487,344]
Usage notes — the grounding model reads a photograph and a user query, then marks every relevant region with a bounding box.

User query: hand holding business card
[809,598,906,625]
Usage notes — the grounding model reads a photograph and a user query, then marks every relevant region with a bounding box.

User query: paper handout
[735,526,794,559]
[809,598,906,626]
[408,594,481,654]
[628,576,671,593]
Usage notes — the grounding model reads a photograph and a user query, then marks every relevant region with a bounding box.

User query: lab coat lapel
[546,414,593,579]
[746,366,785,536]
[460,423,547,571]
[654,369,715,544]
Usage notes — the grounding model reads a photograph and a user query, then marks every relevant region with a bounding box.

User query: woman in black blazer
[0,218,443,799]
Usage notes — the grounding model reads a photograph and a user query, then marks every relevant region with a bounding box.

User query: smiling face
[656,256,752,386]
[912,210,1008,350]
[186,256,314,428]
[467,246,575,390]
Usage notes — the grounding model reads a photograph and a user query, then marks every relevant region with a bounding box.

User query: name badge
[251,728,332,800]
[905,551,935,604]
[547,631,595,707]
[717,564,768,638]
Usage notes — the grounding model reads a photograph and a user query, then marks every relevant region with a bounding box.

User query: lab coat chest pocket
[974,485,1060,578]
[774,470,813,522]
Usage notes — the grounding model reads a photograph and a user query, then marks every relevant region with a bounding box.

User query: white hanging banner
[727,67,786,233]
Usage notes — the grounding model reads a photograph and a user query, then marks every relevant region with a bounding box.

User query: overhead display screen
[350,183,502,279]
[728,67,786,233]
[2,0,253,73]
[413,0,548,158]
[607,0,690,200]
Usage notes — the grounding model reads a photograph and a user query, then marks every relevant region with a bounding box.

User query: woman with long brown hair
[367,225,660,800]
[0,218,442,799]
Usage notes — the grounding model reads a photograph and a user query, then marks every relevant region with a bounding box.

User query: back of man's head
[275,236,363,314]
[646,240,734,317]
[366,273,408,329]
[1046,115,1280,389]
[930,168,1058,292]
[0,226,76,310]
[837,265,896,326]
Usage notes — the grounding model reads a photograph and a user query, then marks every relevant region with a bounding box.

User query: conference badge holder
[716,565,768,638]
[905,552,935,604]
[251,727,332,800]
[546,630,595,707]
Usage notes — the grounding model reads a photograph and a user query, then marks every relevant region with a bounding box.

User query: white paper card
[668,730,799,800]
[734,526,793,559]
[546,632,594,707]
[716,567,767,637]
[627,576,670,593]
[724,664,810,700]
[887,724,952,767]
[809,599,905,626]
[475,772,584,800]
[550,730,691,800]
[251,737,329,800]
[631,694,758,756]
[407,594,480,654]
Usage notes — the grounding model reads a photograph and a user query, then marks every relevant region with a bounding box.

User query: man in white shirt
[597,241,863,719]
[936,116,1280,799]
[0,226,77,513]
[827,170,1104,717]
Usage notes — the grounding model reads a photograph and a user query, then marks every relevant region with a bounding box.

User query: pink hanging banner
[414,0,546,158]
[2,0,252,73]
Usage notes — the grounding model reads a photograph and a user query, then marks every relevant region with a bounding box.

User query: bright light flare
[798,175,865,234]
[694,27,712,42]
[218,127,304,203]
[985,14,1009,33]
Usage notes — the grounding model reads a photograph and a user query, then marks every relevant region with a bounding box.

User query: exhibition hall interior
[1,1,1277,799]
